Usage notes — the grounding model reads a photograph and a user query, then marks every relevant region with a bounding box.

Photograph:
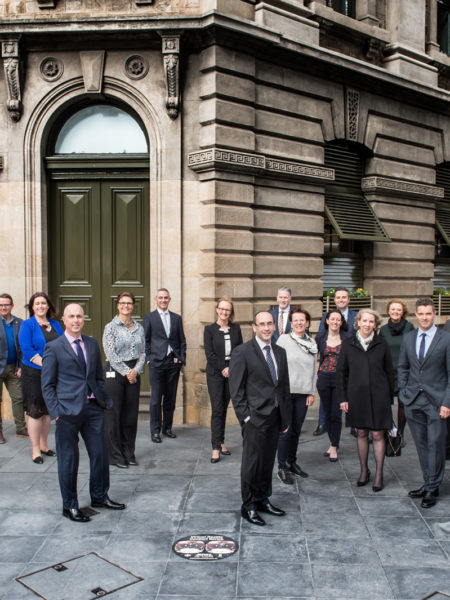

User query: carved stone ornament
[362,176,444,200]
[36,0,56,7]
[188,148,335,183]
[161,35,180,119]
[124,55,149,80]
[345,88,359,142]
[1,38,22,123]
[40,57,64,82]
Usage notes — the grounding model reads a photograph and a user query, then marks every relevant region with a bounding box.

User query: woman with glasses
[103,292,145,468]
[204,297,243,464]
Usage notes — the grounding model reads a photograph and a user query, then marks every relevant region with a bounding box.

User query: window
[438,0,450,55]
[54,105,148,154]
[327,0,356,18]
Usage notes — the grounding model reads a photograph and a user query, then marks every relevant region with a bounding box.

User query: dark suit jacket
[0,315,22,373]
[143,309,186,367]
[269,306,291,342]
[318,308,357,336]
[204,322,243,376]
[41,334,112,420]
[398,328,450,410]
[229,337,291,430]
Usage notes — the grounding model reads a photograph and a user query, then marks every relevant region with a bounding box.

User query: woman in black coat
[337,309,394,492]
[204,297,243,464]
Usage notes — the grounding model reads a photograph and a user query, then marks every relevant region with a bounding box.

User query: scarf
[387,317,407,336]
[290,332,318,355]
[356,330,374,351]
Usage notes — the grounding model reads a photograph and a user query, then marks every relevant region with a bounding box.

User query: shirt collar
[64,331,82,344]
[255,336,272,351]
[418,324,437,337]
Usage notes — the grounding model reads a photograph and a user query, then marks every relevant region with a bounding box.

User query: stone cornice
[188,148,335,183]
[362,176,444,200]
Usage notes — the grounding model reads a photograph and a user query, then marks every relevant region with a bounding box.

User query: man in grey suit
[398,297,450,508]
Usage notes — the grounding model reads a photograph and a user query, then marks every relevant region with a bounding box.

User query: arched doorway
[46,103,150,342]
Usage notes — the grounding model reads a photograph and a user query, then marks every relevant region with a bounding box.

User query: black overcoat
[336,333,394,430]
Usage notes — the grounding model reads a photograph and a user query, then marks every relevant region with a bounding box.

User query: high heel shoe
[210,451,220,464]
[357,470,371,487]
[372,479,383,492]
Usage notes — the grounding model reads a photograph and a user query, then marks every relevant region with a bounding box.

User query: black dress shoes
[91,495,126,510]
[33,456,44,464]
[408,485,426,498]
[41,449,56,457]
[421,492,438,508]
[113,462,128,468]
[62,508,90,522]
[256,500,285,516]
[241,506,265,526]
[128,457,138,466]
[151,434,162,443]
[288,462,309,478]
[220,448,231,456]
[163,429,177,438]
[313,425,326,436]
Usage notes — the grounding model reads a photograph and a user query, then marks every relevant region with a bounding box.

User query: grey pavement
[0,415,449,600]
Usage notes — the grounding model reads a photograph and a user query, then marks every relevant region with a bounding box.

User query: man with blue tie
[398,297,450,508]
[143,289,186,443]
[42,303,125,522]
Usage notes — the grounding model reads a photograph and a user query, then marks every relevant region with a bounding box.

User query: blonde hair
[216,296,235,322]
[355,308,381,330]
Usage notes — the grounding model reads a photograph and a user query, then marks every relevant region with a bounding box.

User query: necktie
[264,345,278,407]
[418,332,426,365]
[162,312,170,337]
[74,338,87,375]
[278,310,284,336]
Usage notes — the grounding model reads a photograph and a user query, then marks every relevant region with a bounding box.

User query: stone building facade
[1,0,450,425]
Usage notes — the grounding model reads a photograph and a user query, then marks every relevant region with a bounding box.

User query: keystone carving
[1,38,23,123]
[161,35,180,119]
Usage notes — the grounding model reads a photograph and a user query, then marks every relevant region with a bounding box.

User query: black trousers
[241,407,280,510]
[103,370,140,464]
[206,371,231,450]
[317,371,342,448]
[55,402,109,509]
[149,357,182,435]
[277,393,308,468]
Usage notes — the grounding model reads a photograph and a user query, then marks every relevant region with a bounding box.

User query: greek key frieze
[362,176,444,199]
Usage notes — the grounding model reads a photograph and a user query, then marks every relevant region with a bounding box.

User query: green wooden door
[48,176,150,342]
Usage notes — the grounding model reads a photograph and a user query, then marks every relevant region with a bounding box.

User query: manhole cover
[16,552,143,599]
[173,535,238,560]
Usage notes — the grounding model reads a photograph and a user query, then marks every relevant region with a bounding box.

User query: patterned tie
[74,338,87,375]
[418,332,426,365]
[278,310,284,336]
[264,345,278,407]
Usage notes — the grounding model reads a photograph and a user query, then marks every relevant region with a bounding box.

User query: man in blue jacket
[0,293,27,442]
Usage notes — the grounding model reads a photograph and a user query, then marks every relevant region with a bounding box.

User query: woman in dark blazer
[380,298,414,440]
[337,309,394,492]
[19,292,63,464]
[204,297,243,463]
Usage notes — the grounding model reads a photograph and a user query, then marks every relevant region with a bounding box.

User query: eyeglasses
[0,304,12,308]
[118,302,134,306]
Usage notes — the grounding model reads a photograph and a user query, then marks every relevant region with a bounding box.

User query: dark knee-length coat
[336,333,395,430]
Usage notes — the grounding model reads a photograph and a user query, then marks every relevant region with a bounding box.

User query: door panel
[49,178,149,343]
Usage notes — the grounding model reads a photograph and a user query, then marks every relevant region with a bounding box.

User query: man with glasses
[0,293,28,442]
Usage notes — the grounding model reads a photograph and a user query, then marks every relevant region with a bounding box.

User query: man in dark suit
[0,293,27,441]
[269,287,292,343]
[315,287,358,437]
[229,311,291,526]
[143,288,186,443]
[42,303,125,522]
[398,297,450,508]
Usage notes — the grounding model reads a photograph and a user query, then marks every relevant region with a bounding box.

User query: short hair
[322,309,349,332]
[156,288,170,296]
[386,298,408,318]
[26,292,57,319]
[0,293,13,304]
[355,308,381,330]
[334,287,350,297]
[253,311,274,325]
[117,291,135,305]
[415,297,435,310]
[277,287,292,296]
[289,305,311,324]
[215,296,235,322]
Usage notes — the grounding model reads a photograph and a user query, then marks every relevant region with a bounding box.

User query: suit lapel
[252,337,277,383]
[421,328,442,367]
[60,335,82,370]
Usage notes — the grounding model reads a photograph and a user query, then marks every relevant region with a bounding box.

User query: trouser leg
[207,373,228,449]
[55,414,81,510]
[162,363,181,431]
[149,367,164,435]
[3,365,25,431]
[121,376,140,461]
[81,403,110,503]
[103,373,126,463]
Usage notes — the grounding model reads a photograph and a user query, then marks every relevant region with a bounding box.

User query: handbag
[385,423,402,457]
